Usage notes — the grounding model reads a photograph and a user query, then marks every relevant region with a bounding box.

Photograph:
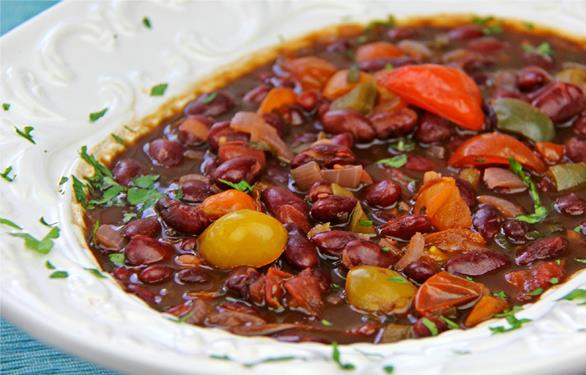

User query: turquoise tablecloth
[1,2,118,374]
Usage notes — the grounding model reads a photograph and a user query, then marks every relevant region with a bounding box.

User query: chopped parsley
[365,14,396,31]
[124,125,136,133]
[440,316,460,330]
[89,108,108,122]
[522,42,553,57]
[483,24,502,35]
[508,158,548,224]
[45,260,56,270]
[388,276,408,284]
[49,271,69,279]
[127,175,163,210]
[10,226,60,255]
[359,219,373,227]
[72,176,88,208]
[472,16,494,25]
[15,126,36,144]
[523,21,535,30]
[377,154,407,168]
[122,212,138,223]
[0,217,22,230]
[528,287,544,296]
[321,319,333,327]
[219,179,253,192]
[111,133,125,146]
[421,317,439,336]
[39,217,56,227]
[574,225,583,233]
[489,306,531,334]
[174,188,184,200]
[108,253,125,266]
[150,83,168,96]
[558,289,586,304]
[390,137,415,152]
[381,246,391,253]
[86,268,106,279]
[575,258,586,264]
[2,103,10,111]
[142,17,152,29]
[347,64,360,83]
[331,342,355,371]
[383,365,395,374]
[59,176,69,186]
[550,277,559,285]
[1,166,15,182]
[493,291,508,300]
[201,92,217,104]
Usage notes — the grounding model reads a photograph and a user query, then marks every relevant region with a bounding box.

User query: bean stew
[79,16,586,344]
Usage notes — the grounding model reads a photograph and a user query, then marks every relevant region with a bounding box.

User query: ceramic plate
[1,1,586,374]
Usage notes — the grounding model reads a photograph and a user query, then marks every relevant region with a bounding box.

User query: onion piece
[483,167,526,193]
[321,165,363,188]
[230,111,293,162]
[424,229,486,252]
[291,161,323,191]
[179,116,209,141]
[478,195,524,217]
[395,232,425,271]
[95,224,125,250]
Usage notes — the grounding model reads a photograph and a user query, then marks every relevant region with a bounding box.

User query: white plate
[1,1,586,374]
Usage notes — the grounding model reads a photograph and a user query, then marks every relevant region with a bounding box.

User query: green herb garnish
[201,92,217,104]
[127,175,163,210]
[331,342,355,371]
[111,133,125,146]
[522,42,553,57]
[150,83,168,96]
[383,365,395,374]
[575,258,586,264]
[0,217,22,230]
[440,316,460,330]
[1,166,15,182]
[550,277,559,285]
[122,212,138,223]
[218,179,253,192]
[45,260,56,270]
[89,108,108,123]
[15,126,36,144]
[388,276,407,284]
[381,247,391,253]
[493,291,508,300]
[490,306,531,334]
[2,103,10,111]
[483,24,502,35]
[421,317,439,336]
[377,154,407,168]
[359,219,373,227]
[472,16,494,25]
[321,319,333,327]
[390,137,415,152]
[10,226,60,255]
[59,176,69,186]
[508,158,548,223]
[49,271,69,279]
[574,225,583,234]
[109,253,125,266]
[365,14,395,31]
[528,287,544,296]
[142,17,152,29]
[558,289,586,303]
[86,268,106,279]
[355,35,368,44]
[523,21,535,30]
[39,217,56,227]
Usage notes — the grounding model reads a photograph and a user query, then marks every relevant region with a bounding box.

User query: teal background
[1,1,118,374]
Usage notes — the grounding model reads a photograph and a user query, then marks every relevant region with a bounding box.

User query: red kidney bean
[292,142,357,168]
[388,27,421,40]
[175,268,210,284]
[358,57,419,72]
[281,105,306,126]
[364,180,401,207]
[565,137,586,162]
[205,311,266,328]
[311,230,360,256]
[467,36,506,53]
[178,238,197,252]
[380,215,432,240]
[403,259,437,283]
[413,316,448,337]
[310,195,357,222]
[224,267,260,298]
[146,138,183,167]
[265,161,289,185]
[321,109,376,142]
[442,49,494,72]
[517,66,550,92]
[447,25,484,40]
[342,239,398,269]
[243,84,271,105]
[262,112,286,137]
[139,265,174,284]
[213,156,263,188]
[296,90,320,111]
[501,219,529,244]
[207,121,249,152]
[283,224,318,268]
[155,197,209,234]
[522,51,554,70]
[95,224,125,251]
[473,205,503,240]
[218,142,266,167]
[127,284,157,304]
[184,92,233,117]
[179,176,214,202]
[515,237,568,265]
[272,205,309,233]
[370,108,418,139]
[531,82,586,123]
[112,158,146,185]
[492,89,529,102]
[216,301,259,315]
[308,181,333,202]
[455,177,477,208]
[122,217,161,239]
[261,186,308,215]
[415,113,453,143]
[447,250,510,276]
[125,235,173,266]
[331,132,354,149]
[112,267,132,282]
[572,112,586,137]
[554,193,586,216]
[405,155,436,171]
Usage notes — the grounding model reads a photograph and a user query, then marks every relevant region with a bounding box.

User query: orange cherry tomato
[257,87,297,114]
[323,69,372,99]
[535,141,564,165]
[200,189,258,220]
[414,271,485,315]
[464,295,508,327]
[281,56,338,91]
[414,176,472,230]
[356,41,403,62]
[448,132,547,172]
[377,64,484,130]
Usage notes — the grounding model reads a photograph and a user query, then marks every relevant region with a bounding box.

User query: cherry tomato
[323,69,373,100]
[258,87,297,114]
[200,190,258,220]
[356,41,403,62]
[415,176,472,230]
[377,64,484,130]
[414,271,485,315]
[448,132,547,172]
[281,56,337,91]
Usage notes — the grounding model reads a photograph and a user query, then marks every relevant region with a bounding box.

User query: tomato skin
[258,87,297,114]
[448,132,547,172]
[281,57,337,91]
[414,271,485,315]
[377,64,484,130]
[356,41,403,62]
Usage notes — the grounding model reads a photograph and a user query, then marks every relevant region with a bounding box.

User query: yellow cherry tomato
[198,209,287,269]
[346,266,417,314]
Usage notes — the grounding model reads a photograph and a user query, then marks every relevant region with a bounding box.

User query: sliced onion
[478,195,524,218]
[95,224,125,250]
[307,222,331,238]
[424,229,486,252]
[395,232,425,271]
[291,161,323,191]
[230,111,293,161]
[179,174,209,184]
[179,116,209,141]
[321,165,363,189]
[483,167,526,193]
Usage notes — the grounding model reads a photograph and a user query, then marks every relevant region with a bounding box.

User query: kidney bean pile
[83,18,586,344]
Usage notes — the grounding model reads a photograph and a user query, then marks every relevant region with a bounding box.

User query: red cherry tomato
[448,132,547,172]
[377,64,484,130]
[414,271,485,315]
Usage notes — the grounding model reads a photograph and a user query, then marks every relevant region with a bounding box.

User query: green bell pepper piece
[549,162,586,191]
[494,98,555,142]
[331,80,377,115]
